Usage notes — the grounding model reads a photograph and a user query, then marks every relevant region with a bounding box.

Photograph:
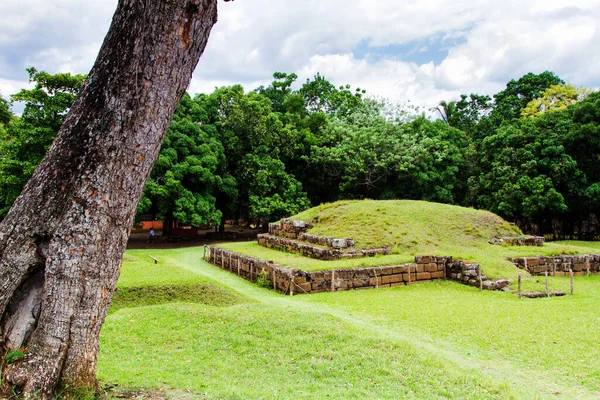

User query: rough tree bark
[0,0,225,397]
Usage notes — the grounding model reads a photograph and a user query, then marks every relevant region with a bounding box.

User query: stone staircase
[257,218,391,260]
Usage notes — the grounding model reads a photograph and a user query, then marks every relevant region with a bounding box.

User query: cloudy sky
[1,0,599,112]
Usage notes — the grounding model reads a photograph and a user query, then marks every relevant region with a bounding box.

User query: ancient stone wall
[268,219,312,239]
[257,234,390,260]
[203,246,509,295]
[509,255,600,276]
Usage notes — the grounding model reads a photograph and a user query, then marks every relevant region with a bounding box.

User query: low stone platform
[203,246,510,295]
[263,218,390,260]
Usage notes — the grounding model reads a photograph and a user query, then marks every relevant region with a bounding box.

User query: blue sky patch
[352,34,467,65]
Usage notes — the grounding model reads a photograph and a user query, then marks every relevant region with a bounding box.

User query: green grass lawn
[98,246,600,399]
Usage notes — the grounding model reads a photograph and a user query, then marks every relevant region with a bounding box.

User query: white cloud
[1,0,599,112]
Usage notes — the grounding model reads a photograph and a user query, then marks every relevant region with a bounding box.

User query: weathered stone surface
[426,263,438,272]
[490,236,545,246]
[393,265,407,274]
[291,220,307,228]
[509,254,600,276]
[482,280,496,290]
[463,269,478,277]
[430,271,445,279]
[330,238,349,248]
[416,272,431,280]
[495,279,510,289]
[258,233,390,261]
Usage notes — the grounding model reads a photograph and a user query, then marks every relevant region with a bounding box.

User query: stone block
[291,220,306,228]
[416,264,426,273]
[380,266,394,275]
[482,280,496,290]
[331,238,353,249]
[415,255,434,263]
[353,278,370,288]
[390,274,404,283]
[463,262,479,270]
[495,279,510,289]
[297,282,311,293]
[430,271,444,279]
[381,275,392,284]
[463,269,478,277]
[336,269,353,280]
[416,272,431,280]
[426,263,438,272]
[393,265,407,274]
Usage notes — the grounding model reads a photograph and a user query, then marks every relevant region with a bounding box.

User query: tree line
[1,68,599,237]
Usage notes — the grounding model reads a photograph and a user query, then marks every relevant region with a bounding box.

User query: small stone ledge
[490,236,545,246]
[268,218,357,250]
[203,246,510,295]
[300,233,355,249]
[268,219,312,240]
[520,291,566,298]
[509,254,600,276]
[257,234,390,260]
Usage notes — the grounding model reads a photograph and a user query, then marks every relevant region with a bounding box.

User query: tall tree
[521,84,590,118]
[140,93,227,235]
[0,94,11,125]
[0,0,222,397]
[433,100,457,126]
[490,71,564,122]
[0,69,85,218]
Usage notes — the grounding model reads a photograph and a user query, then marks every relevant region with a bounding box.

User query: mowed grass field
[98,247,600,399]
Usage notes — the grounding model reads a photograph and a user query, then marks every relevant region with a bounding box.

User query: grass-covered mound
[221,200,600,286]
[112,250,246,313]
[292,200,520,251]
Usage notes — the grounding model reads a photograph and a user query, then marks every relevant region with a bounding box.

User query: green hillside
[292,200,521,251]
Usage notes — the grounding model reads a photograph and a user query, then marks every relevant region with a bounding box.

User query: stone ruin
[203,246,511,295]
[203,218,515,296]
[257,219,391,261]
[202,218,598,296]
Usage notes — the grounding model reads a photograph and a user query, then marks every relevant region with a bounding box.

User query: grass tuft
[110,284,243,314]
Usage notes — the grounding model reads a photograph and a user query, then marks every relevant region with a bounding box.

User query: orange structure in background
[136,220,163,231]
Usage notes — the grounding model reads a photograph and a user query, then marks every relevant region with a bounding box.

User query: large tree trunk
[0,0,221,397]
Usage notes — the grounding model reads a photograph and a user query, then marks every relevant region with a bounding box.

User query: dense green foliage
[0,68,85,217]
[2,68,599,237]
